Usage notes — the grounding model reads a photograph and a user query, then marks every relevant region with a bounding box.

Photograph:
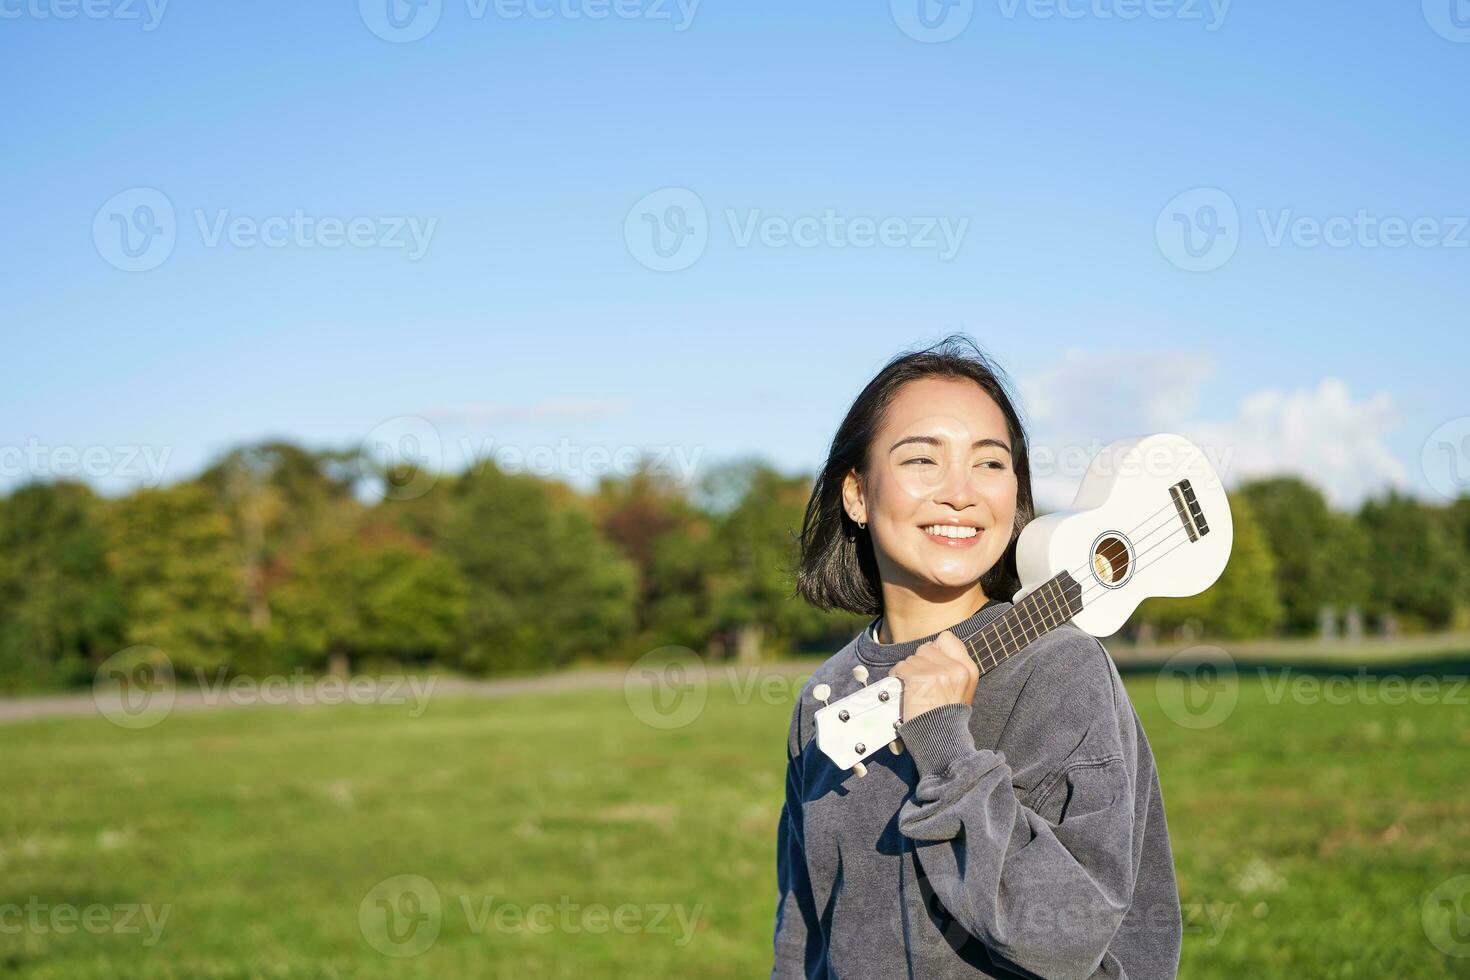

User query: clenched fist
[889,630,979,722]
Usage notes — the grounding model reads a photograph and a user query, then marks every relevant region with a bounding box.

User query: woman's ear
[841,469,866,526]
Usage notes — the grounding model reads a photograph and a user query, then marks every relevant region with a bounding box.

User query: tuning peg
[851,762,868,778]
[851,665,869,686]
[812,683,831,706]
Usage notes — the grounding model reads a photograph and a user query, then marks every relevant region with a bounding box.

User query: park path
[0,662,817,725]
[3,631,1465,725]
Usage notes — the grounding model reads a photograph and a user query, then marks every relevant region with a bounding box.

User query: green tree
[594,466,713,645]
[267,522,468,673]
[698,461,860,659]
[1356,491,1463,631]
[1237,477,1369,634]
[198,442,361,632]
[441,465,637,672]
[108,482,251,674]
[0,481,125,690]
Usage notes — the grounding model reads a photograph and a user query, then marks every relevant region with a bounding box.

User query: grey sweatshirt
[771,599,1182,980]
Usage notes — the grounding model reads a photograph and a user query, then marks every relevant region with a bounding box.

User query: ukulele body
[1013,432,1234,637]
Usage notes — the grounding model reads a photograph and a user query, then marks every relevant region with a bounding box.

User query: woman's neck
[877,584,991,644]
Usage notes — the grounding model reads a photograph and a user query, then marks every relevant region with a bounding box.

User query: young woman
[771,337,1182,980]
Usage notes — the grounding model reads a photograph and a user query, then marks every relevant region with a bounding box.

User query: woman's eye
[902,456,936,466]
[975,460,1007,470]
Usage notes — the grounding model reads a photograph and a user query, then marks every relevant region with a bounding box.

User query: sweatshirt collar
[856,597,1010,667]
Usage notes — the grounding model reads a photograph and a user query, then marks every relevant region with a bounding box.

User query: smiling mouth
[920,524,982,542]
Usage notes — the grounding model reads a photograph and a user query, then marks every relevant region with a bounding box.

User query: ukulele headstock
[812,665,904,777]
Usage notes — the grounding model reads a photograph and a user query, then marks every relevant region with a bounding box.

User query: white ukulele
[812,432,1233,777]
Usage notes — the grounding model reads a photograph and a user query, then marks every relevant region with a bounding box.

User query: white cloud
[1019,351,1408,511]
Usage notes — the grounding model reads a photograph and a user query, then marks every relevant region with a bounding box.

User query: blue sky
[2,1,1465,509]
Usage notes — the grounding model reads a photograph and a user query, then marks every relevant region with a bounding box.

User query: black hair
[796,334,1035,615]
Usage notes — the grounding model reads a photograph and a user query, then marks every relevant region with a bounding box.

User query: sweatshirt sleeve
[771,701,820,979]
[895,639,1137,980]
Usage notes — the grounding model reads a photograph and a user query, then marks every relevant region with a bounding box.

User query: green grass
[1,664,1468,978]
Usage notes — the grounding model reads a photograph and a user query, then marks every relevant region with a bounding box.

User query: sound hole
[1092,535,1130,585]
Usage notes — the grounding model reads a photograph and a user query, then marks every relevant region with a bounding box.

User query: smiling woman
[774,335,1183,980]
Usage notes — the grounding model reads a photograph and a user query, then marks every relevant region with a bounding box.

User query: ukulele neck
[964,571,1084,675]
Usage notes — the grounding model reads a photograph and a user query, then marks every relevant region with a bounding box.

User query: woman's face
[844,376,1019,597]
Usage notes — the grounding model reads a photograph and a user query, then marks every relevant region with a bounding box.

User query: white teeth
[922,525,978,539]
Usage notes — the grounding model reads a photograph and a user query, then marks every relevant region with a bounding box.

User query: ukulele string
[954,497,1189,658]
[957,515,1199,671]
[958,522,1194,673]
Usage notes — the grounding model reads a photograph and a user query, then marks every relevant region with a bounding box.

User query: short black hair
[796,334,1035,615]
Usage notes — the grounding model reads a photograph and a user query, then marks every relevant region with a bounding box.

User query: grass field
[2,660,1468,978]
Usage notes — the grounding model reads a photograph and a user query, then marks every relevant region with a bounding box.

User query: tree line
[1,441,1467,692]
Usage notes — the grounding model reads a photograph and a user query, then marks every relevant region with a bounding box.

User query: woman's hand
[889,630,979,722]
